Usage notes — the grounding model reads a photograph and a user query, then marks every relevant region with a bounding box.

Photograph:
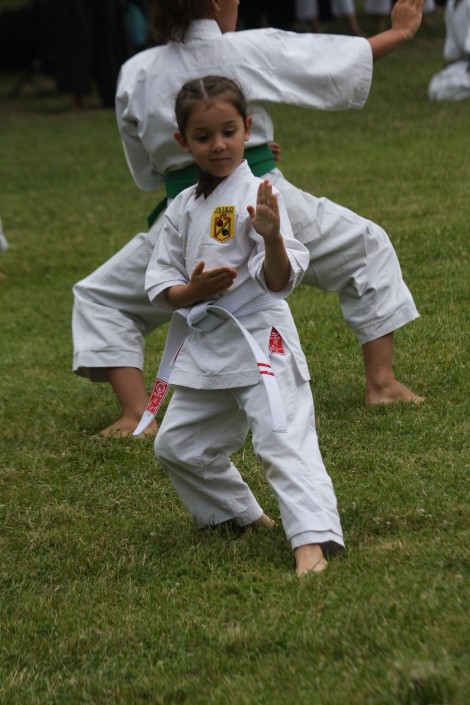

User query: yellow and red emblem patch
[210,205,235,243]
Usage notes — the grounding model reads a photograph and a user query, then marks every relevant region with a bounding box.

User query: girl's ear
[244,116,253,142]
[174,132,191,153]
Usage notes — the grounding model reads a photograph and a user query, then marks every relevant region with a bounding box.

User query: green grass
[1,16,469,705]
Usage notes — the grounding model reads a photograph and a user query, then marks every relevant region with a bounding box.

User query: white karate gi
[72,19,418,381]
[428,0,470,101]
[150,162,344,553]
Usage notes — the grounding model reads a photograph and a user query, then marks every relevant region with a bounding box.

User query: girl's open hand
[247,180,281,243]
[188,260,237,300]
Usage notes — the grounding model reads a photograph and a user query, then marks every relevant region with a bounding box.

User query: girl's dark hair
[175,75,248,138]
[149,0,205,43]
[175,76,248,198]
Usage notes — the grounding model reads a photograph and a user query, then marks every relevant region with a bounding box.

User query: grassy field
[1,12,469,705]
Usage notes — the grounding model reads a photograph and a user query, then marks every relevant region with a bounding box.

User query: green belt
[147,143,276,228]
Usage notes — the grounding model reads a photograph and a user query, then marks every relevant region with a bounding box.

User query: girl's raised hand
[247,180,281,243]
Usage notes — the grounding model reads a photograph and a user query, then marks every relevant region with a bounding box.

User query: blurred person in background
[295,0,366,35]
[237,0,295,29]
[0,216,8,281]
[0,216,8,254]
[50,0,129,108]
[0,0,148,107]
[428,0,470,100]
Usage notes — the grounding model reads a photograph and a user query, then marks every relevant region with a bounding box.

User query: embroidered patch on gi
[269,328,285,354]
[211,205,235,242]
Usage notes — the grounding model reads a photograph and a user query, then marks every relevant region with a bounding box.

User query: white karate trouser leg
[268,171,419,344]
[72,216,170,381]
[235,348,344,554]
[155,389,263,528]
[428,61,470,102]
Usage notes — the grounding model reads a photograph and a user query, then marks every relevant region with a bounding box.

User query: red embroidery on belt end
[147,379,170,414]
[269,327,285,354]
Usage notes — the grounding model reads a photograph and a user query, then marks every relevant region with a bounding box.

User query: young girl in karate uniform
[147,75,344,576]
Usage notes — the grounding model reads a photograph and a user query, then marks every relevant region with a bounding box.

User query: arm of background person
[115,69,164,192]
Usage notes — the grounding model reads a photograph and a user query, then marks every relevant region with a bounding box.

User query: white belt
[133,279,288,436]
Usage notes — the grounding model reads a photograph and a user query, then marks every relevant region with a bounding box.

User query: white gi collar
[183,19,223,42]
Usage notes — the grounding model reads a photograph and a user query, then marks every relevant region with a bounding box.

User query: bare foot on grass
[92,416,158,439]
[294,544,328,577]
[362,335,424,406]
[366,380,424,406]
[251,513,276,529]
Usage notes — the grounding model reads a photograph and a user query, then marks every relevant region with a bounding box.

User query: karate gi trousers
[154,342,344,554]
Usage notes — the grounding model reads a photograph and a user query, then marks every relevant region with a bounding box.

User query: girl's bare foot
[92,416,158,439]
[294,544,328,576]
[366,380,424,406]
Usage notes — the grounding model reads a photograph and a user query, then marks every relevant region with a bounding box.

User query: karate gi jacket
[146,162,311,390]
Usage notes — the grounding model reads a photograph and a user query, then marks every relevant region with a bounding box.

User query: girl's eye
[224,129,236,137]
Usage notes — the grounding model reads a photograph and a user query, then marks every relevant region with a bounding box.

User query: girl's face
[175,97,251,179]
[212,0,239,33]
